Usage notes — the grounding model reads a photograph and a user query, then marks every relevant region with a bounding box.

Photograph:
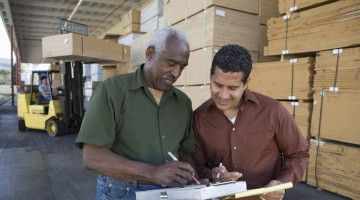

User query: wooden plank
[278,0,336,14]
[250,57,315,100]
[259,25,280,62]
[311,90,360,145]
[82,37,123,62]
[265,0,360,56]
[122,9,141,27]
[173,6,260,52]
[177,85,210,109]
[314,47,360,91]
[259,0,279,25]
[175,46,258,86]
[164,0,259,26]
[307,139,360,199]
[279,101,312,139]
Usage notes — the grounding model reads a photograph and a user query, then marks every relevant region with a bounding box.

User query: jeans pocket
[102,177,132,200]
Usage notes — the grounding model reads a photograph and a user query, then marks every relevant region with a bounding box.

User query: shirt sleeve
[273,103,310,184]
[192,111,212,179]
[178,99,195,154]
[75,83,117,149]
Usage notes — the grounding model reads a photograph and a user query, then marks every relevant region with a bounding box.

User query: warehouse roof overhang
[0,0,141,63]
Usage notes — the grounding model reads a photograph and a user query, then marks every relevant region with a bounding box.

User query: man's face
[146,37,190,91]
[42,78,48,84]
[210,67,248,112]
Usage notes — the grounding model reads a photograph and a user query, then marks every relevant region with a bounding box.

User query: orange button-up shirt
[193,90,309,190]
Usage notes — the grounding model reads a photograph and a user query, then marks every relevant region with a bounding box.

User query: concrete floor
[0,100,350,200]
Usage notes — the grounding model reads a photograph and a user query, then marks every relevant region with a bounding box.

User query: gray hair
[146,27,189,58]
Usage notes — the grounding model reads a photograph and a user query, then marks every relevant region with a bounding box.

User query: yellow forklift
[17,69,65,136]
[17,61,85,137]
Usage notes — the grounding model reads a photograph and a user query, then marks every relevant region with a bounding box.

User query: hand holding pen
[168,152,201,185]
[212,162,242,183]
[151,154,197,187]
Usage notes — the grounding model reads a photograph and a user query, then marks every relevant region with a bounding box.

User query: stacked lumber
[178,85,211,109]
[138,0,164,33]
[278,0,336,14]
[307,139,360,199]
[265,0,360,56]
[314,47,360,91]
[250,57,315,100]
[311,90,360,145]
[101,9,141,37]
[259,0,281,62]
[280,101,312,139]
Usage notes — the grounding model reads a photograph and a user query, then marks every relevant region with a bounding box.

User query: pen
[167,152,201,185]
[216,162,223,180]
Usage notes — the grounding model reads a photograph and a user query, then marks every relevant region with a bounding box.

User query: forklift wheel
[46,119,65,137]
[18,119,26,132]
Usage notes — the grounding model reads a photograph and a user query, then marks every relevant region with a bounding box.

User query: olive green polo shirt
[75,66,194,166]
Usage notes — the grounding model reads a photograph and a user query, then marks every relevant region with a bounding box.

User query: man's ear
[145,46,155,61]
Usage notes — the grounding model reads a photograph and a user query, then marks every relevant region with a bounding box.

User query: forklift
[17,62,84,137]
[17,19,88,136]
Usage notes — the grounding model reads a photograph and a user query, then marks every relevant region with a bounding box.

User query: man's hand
[211,165,242,182]
[151,161,195,187]
[260,180,285,200]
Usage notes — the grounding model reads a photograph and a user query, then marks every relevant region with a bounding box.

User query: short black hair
[211,44,252,82]
[40,76,48,81]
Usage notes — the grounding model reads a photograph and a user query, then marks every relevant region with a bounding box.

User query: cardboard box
[42,33,82,59]
[311,90,360,145]
[164,0,259,26]
[173,6,260,52]
[42,33,128,63]
[250,57,315,100]
[307,139,360,199]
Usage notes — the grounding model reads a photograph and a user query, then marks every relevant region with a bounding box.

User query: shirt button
[234,146,237,150]
[232,128,235,131]
[162,135,166,139]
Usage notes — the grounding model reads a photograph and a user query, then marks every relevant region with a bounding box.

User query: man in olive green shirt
[76,27,197,199]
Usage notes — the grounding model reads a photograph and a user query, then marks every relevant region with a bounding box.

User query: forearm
[83,144,157,183]
[275,151,309,183]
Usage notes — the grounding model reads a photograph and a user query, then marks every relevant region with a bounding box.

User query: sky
[0,16,15,61]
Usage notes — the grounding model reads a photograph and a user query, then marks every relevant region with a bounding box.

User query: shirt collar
[129,64,178,99]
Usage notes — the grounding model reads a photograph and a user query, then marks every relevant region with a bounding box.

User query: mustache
[161,74,176,82]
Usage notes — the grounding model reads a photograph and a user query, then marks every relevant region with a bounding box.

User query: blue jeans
[95,174,164,200]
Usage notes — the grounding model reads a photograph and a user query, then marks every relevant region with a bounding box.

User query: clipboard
[136,181,247,200]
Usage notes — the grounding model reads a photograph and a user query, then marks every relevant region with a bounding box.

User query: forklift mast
[60,61,84,134]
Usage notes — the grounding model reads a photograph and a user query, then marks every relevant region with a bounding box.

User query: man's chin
[214,102,230,111]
